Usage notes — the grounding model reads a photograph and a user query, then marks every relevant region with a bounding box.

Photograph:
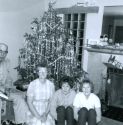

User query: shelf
[84,46,123,55]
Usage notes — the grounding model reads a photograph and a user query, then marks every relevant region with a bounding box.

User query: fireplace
[84,46,123,121]
[102,67,123,122]
[106,67,123,108]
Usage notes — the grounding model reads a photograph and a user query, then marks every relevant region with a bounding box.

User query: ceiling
[0,0,123,16]
[104,6,123,17]
[0,0,42,12]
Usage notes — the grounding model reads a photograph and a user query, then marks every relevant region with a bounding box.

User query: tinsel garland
[16,2,86,86]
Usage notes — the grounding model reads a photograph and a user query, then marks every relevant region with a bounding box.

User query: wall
[100,0,123,6]
[46,0,76,8]
[0,1,45,82]
[87,52,102,94]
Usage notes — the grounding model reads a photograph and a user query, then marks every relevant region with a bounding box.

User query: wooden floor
[101,117,123,125]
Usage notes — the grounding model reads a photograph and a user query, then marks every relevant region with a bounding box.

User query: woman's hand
[40,113,47,123]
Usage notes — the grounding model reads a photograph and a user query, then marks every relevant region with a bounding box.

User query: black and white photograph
[0,0,123,125]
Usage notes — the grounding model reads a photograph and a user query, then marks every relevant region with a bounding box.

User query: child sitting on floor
[50,76,76,125]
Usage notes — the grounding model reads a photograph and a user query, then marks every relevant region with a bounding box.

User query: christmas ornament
[16,2,86,87]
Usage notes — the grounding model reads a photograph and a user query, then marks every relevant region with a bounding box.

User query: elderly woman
[27,62,55,125]
[73,79,101,125]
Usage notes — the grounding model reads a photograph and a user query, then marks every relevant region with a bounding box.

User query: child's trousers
[56,106,74,125]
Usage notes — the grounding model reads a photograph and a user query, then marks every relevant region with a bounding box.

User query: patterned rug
[102,106,123,122]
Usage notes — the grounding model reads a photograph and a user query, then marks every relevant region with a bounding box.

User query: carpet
[102,106,123,122]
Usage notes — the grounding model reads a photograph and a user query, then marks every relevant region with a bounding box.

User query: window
[64,13,86,64]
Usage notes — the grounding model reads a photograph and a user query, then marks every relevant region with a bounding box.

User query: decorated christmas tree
[16,2,87,88]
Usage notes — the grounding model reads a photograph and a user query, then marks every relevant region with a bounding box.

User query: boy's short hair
[59,76,74,88]
[80,78,94,92]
